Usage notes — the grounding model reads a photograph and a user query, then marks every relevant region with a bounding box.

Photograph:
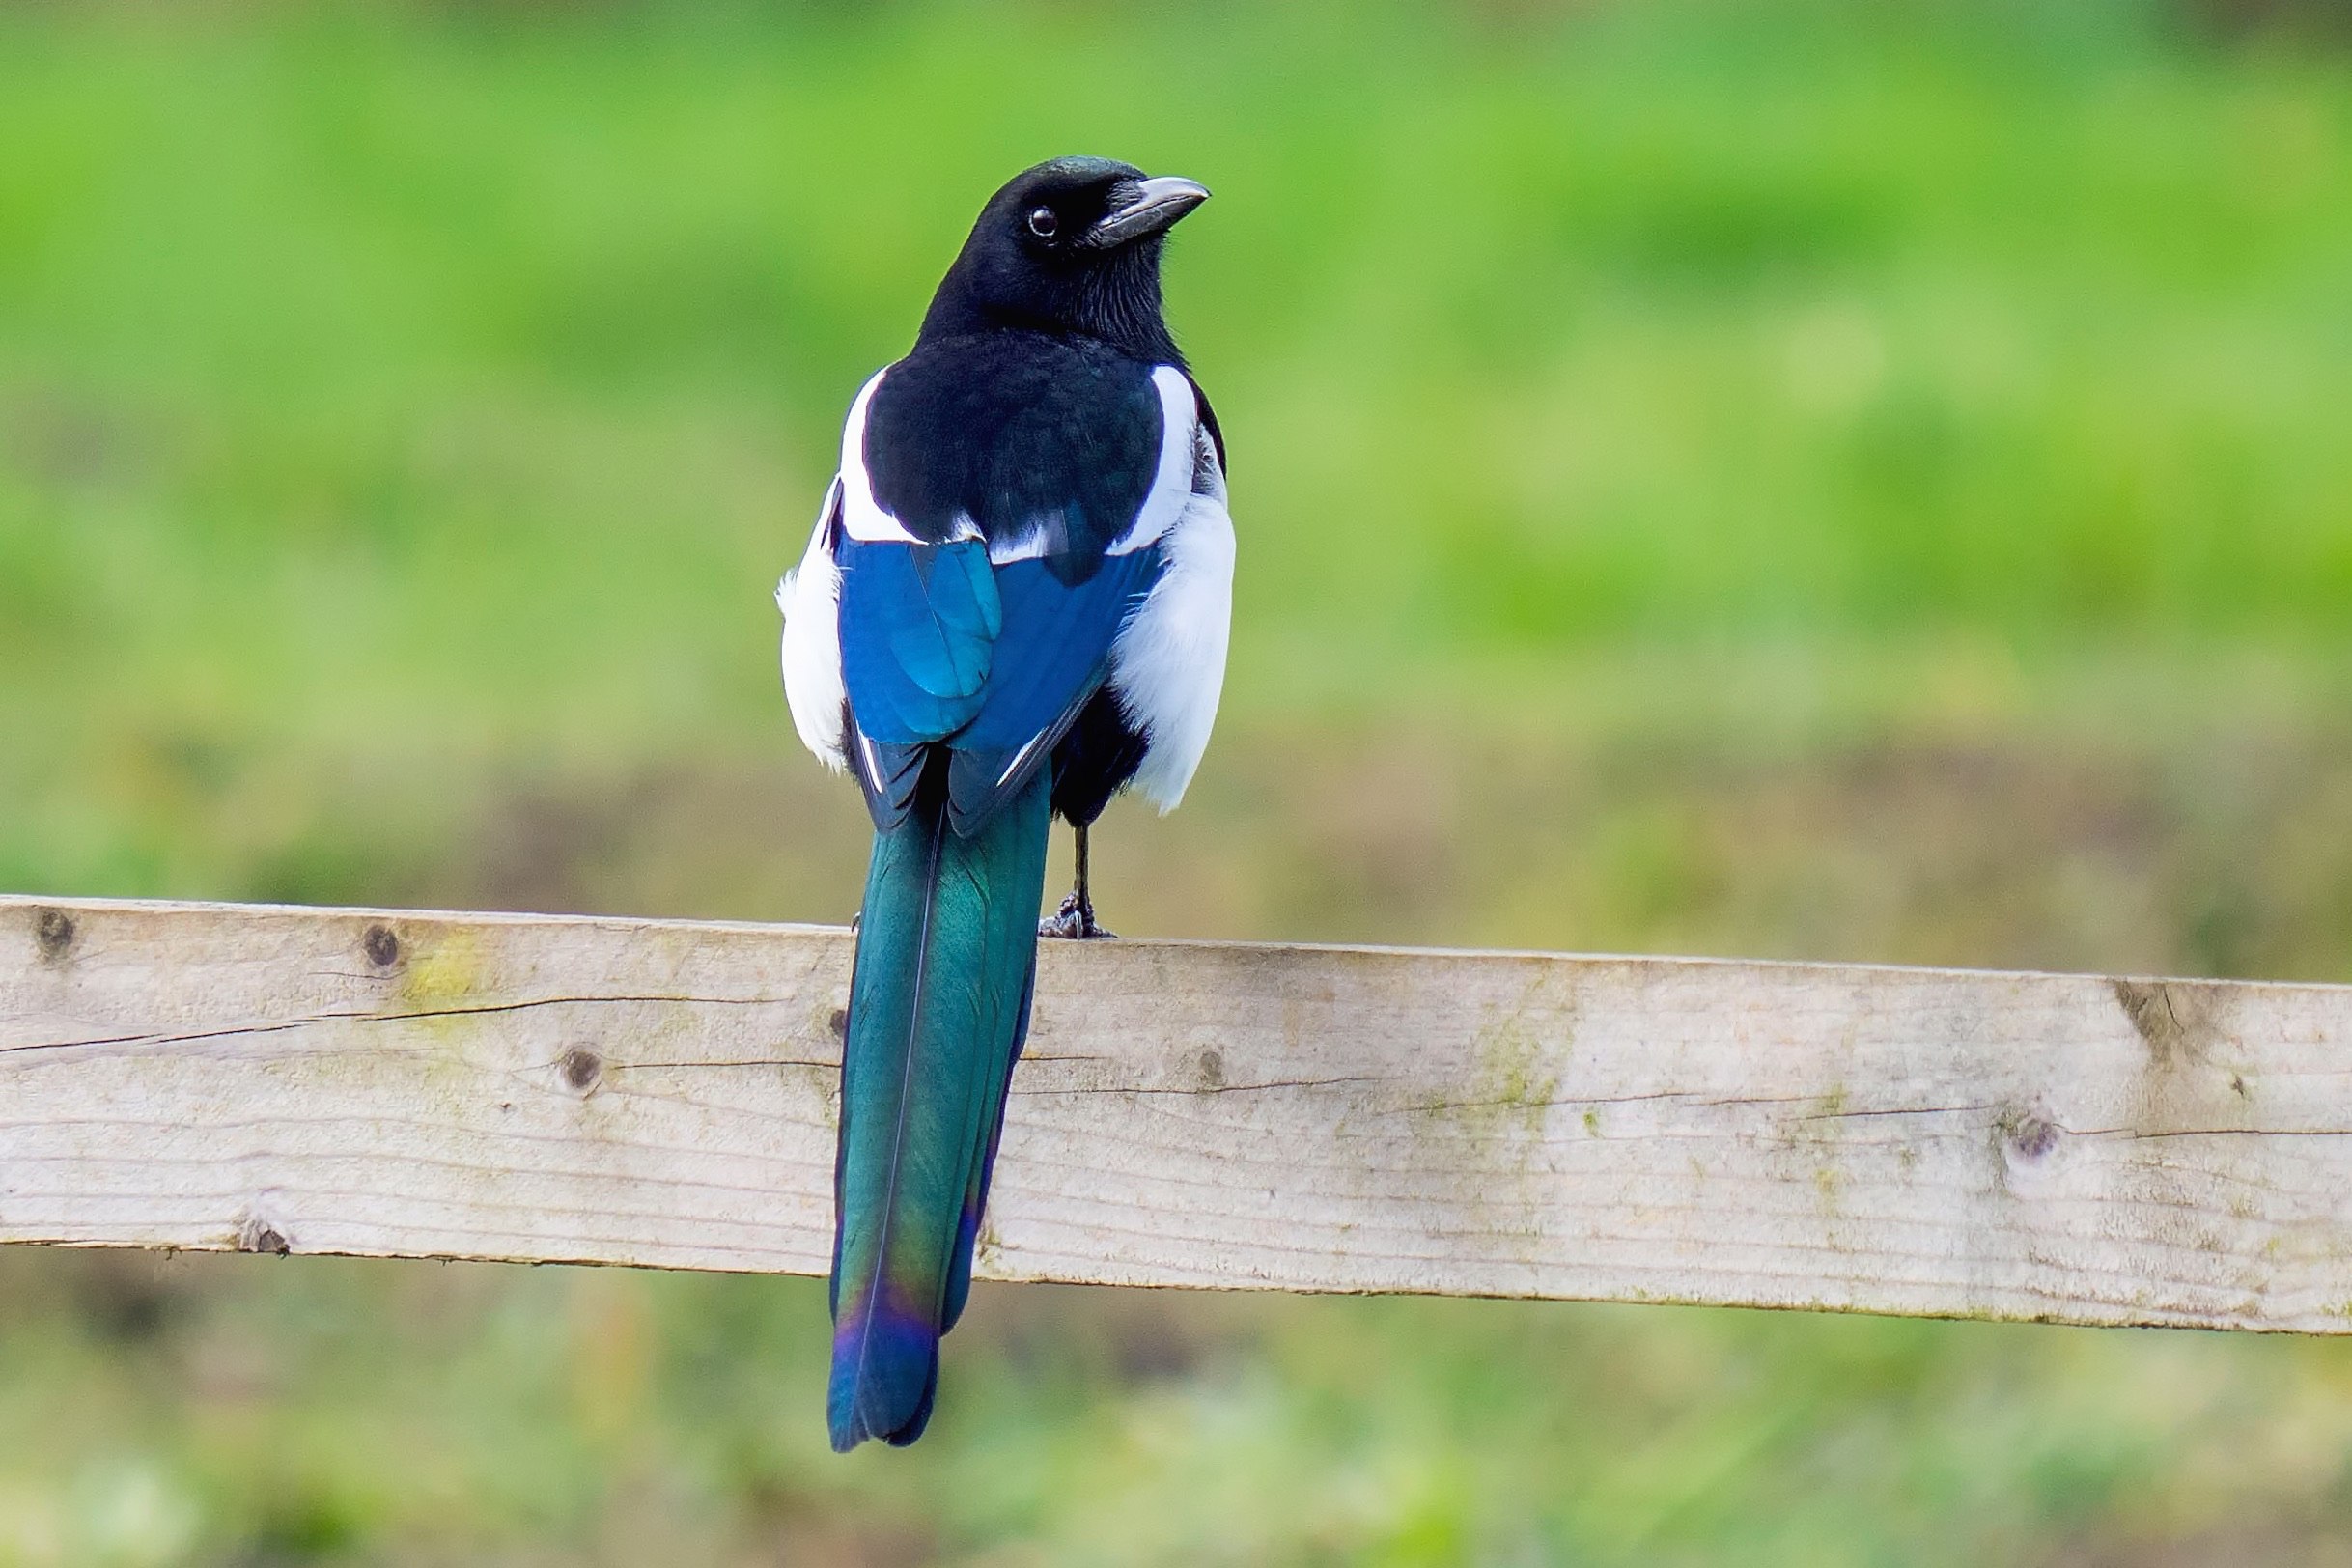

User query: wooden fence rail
[6,894,2352,1332]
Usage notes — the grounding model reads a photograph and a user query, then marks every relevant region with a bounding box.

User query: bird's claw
[1038,892,1115,940]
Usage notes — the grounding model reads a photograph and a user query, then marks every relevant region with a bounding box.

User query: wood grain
[6,895,2352,1331]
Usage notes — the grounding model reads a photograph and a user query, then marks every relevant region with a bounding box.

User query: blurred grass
[3,0,2352,1563]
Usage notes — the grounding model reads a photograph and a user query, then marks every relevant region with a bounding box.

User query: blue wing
[839,538,1162,832]
[838,539,999,742]
[939,550,1162,831]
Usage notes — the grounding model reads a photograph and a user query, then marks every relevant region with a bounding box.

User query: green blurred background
[4,0,2351,1561]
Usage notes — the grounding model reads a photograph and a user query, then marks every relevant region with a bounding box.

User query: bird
[775,156,1232,1451]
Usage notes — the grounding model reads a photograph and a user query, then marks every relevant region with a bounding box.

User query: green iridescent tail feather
[827,767,1050,1451]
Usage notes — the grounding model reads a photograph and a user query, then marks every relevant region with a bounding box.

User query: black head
[918,156,1210,363]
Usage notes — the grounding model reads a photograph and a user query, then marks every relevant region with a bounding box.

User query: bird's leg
[1040,822,1115,939]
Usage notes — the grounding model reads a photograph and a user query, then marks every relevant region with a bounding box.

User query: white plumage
[777,476,847,771]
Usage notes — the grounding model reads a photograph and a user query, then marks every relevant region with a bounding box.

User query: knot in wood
[362,924,402,968]
[33,908,74,960]
[558,1047,604,1094]
[2002,1110,2059,1162]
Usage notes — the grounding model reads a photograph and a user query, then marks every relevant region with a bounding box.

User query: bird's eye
[1026,207,1058,239]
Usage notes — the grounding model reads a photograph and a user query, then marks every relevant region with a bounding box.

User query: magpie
[776,156,1232,1451]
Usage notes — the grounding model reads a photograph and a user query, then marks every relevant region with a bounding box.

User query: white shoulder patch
[1107,366,1206,558]
[778,475,847,770]
[837,364,976,546]
[1110,421,1234,812]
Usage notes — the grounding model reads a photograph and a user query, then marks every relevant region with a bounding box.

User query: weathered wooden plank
[5,895,2352,1331]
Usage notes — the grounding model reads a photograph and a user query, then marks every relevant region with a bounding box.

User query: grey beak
[1082,176,1211,248]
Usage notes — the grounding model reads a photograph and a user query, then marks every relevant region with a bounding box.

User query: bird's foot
[1038,892,1115,940]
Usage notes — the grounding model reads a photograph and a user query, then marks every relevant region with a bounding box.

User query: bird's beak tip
[1084,175,1212,247]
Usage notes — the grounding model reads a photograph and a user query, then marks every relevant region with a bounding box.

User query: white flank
[778,476,847,770]
[1111,423,1234,811]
